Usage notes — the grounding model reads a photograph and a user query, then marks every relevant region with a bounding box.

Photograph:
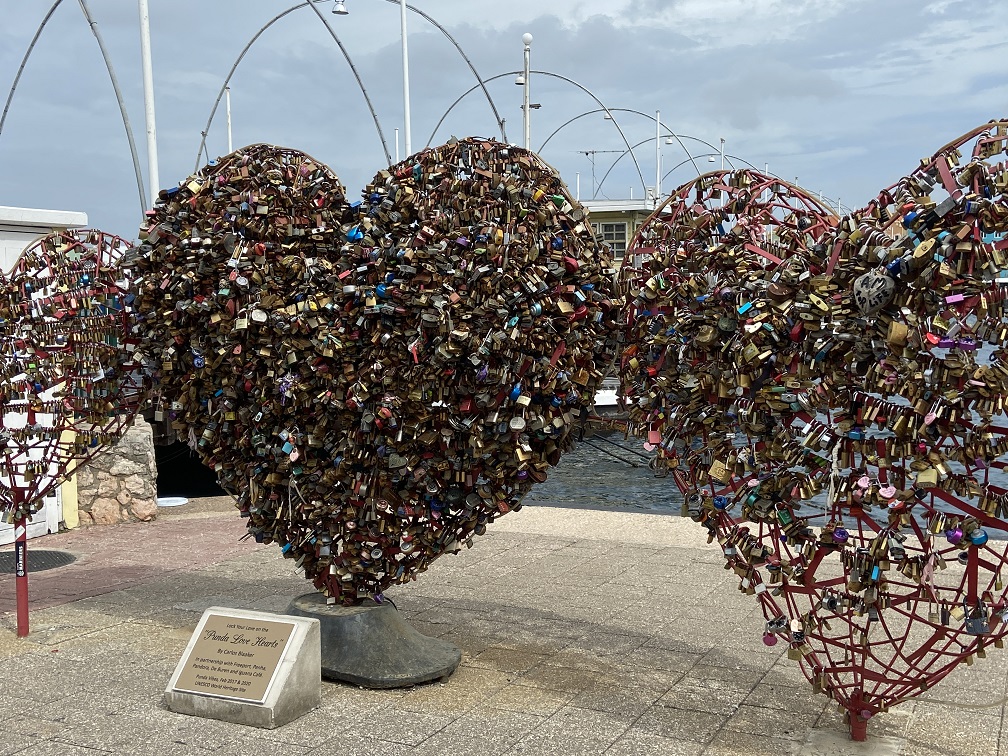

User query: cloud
[622,0,869,46]
[0,0,1005,238]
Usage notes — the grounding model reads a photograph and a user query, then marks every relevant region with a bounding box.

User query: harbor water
[525,431,681,512]
[530,431,1008,542]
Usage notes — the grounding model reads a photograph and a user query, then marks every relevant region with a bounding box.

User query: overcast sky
[1,0,1006,239]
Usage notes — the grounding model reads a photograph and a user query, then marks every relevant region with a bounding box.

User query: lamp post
[398,0,412,156]
[429,71,647,193]
[719,137,725,206]
[197,1,391,169]
[335,0,410,153]
[570,107,707,181]
[225,86,233,153]
[138,0,158,202]
[598,143,746,200]
[329,0,508,158]
[201,0,505,171]
[521,33,532,150]
[654,110,661,208]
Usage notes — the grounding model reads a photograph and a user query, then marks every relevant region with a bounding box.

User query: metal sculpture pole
[14,509,27,637]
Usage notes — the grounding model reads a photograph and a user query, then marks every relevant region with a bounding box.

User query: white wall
[0,205,88,271]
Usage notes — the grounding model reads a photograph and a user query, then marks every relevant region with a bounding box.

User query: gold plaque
[173,613,296,704]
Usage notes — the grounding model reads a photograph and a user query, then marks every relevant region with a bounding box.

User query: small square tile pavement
[1,498,1006,755]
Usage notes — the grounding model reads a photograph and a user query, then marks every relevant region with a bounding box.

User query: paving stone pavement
[1,498,1007,755]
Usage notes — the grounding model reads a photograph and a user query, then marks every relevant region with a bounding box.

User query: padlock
[964,600,990,636]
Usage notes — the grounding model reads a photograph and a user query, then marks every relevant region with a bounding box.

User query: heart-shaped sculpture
[619,120,1008,736]
[0,230,146,522]
[129,138,620,604]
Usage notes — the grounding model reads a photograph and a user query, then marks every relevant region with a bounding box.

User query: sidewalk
[1,498,1005,755]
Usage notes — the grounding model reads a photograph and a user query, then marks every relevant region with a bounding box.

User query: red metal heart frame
[0,229,146,521]
[619,120,1008,739]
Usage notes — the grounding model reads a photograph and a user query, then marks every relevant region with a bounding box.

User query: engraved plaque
[173,612,296,704]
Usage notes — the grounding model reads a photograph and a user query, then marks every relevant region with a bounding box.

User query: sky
[0,0,1006,240]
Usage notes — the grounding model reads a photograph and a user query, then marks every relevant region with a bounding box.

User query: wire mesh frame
[618,121,1008,737]
[0,229,146,521]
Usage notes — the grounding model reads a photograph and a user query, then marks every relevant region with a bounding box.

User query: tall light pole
[398,0,412,156]
[655,110,661,208]
[138,0,159,201]
[719,137,725,206]
[329,0,414,157]
[225,86,233,153]
[522,32,532,150]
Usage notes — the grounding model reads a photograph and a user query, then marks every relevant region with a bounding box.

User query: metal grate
[1,549,76,573]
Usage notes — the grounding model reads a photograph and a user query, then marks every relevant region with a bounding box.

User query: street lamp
[718,137,725,205]
[654,110,661,207]
[596,142,757,201]
[428,70,647,193]
[138,0,158,201]
[521,32,532,150]
[312,0,347,14]
[196,1,507,170]
[398,1,412,155]
[225,86,232,153]
[328,1,410,155]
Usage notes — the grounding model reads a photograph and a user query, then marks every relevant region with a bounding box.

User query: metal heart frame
[0,229,146,520]
[619,120,1008,740]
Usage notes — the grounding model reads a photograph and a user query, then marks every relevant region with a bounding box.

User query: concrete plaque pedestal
[164,606,321,729]
[287,593,461,688]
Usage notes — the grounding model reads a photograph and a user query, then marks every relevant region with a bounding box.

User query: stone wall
[75,416,158,526]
